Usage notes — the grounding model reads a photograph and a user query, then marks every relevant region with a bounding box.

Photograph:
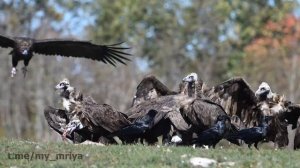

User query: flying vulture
[0,34,131,77]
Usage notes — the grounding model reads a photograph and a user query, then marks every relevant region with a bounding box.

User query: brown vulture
[127,75,191,144]
[126,94,195,145]
[0,34,131,77]
[45,78,132,144]
[182,73,300,148]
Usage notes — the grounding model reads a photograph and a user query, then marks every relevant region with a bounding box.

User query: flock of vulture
[45,73,300,150]
[0,34,299,149]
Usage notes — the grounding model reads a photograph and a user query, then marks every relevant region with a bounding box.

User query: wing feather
[132,75,177,106]
[32,40,131,66]
[204,77,259,126]
[0,34,15,48]
[82,103,130,133]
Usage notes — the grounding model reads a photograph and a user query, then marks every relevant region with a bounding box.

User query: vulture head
[55,78,75,99]
[255,82,274,101]
[182,72,198,83]
[55,78,70,91]
[15,37,33,56]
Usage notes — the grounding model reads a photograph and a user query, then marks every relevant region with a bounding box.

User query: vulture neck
[187,81,198,98]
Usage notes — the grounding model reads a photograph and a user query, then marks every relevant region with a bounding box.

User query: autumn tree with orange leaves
[240,15,300,101]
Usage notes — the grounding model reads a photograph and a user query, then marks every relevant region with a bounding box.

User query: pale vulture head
[55,78,71,91]
[182,72,198,83]
[255,82,274,100]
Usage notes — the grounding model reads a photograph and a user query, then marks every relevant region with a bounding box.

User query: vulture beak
[255,82,274,100]
[55,84,61,90]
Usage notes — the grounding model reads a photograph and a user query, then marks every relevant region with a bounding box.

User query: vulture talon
[11,67,17,77]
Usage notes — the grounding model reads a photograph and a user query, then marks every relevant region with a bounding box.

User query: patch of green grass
[0,138,299,168]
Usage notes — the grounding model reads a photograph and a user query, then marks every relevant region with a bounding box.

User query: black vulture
[0,34,131,77]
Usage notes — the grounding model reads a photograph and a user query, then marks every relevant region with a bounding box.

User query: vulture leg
[11,57,18,77]
[11,67,17,77]
[21,67,27,77]
[22,59,30,77]
[247,143,252,149]
[254,142,259,150]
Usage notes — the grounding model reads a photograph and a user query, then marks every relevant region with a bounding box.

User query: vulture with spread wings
[0,34,131,77]
[203,77,261,127]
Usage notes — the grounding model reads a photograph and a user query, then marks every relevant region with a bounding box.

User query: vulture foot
[22,67,27,77]
[11,67,17,77]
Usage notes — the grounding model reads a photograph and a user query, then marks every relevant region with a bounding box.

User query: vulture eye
[260,87,266,91]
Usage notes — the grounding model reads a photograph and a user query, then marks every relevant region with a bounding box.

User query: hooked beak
[182,76,191,82]
[55,84,61,90]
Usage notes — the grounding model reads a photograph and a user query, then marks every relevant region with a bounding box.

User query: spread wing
[0,34,15,48]
[44,106,69,133]
[44,106,92,143]
[132,75,177,106]
[204,77,259,126]
[82,103,131,133]
[33,40,131,66]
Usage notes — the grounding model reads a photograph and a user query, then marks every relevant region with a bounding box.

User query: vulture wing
[0,34,15,48]
[82,103,131,133]
[132,75,177,106]
[44,106,96,143]
[166,111,191,132]
[204,77,259,125]
[44,106,69,133]
[33,40,131,66]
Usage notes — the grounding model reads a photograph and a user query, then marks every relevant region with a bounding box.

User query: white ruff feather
[62,98,71,111]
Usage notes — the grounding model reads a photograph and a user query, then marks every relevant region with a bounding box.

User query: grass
[0,138,300,168]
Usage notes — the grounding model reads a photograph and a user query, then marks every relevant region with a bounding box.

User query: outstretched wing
[132,75,177,106]
[44,106,92,143]
[0,34,15,48]
[204,77,259,126]
[33,40,131,66]
[44,106,69,133]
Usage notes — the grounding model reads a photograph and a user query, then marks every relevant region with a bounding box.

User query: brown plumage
[203,77,261,127]
[125,94,194,144]
[0,34,131,77]
[46,79,132,144]
[132,75,178,106]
